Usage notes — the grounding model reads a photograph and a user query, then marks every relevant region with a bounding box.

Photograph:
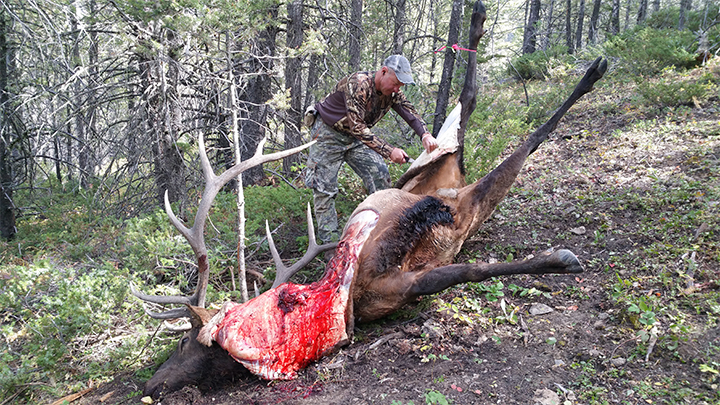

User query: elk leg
[526,56,607,155]
[461,58,608,227]
[409,249,583,297]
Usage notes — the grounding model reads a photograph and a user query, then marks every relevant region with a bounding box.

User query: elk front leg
[409,249,583,297]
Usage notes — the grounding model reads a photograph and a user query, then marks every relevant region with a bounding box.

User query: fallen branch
[49,387,94,405]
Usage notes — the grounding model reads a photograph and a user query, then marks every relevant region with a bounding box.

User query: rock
[533,388,561,405]
[529,303,554,315]
[422,319,445,339]
[598,312,610,320]
[611,357,627,366]
[569,226,586,235]
[589,349,603,357]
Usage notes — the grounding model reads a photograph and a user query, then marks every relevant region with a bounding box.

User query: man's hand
[422,133,438,153]
[390,147,410,164]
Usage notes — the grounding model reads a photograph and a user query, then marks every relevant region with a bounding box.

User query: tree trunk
[624,0,631,30]
[588,0,602,44]
[86,0,99,185]
[610,0,621,34]
[678,0,692,29]
[283,0,304,176]
[636,0,648,24]
[392,0,407,54]
[542,0,555,50]
[226,32,248,302]
[349,0,362,71]
[71,1,90,189]
[431,0,463,138]
[575,0,585,51]
[0,11,15,240]
[523,0,541,54]
[237,5,278,186]
[566,0,574,53]
[138,27,187,209]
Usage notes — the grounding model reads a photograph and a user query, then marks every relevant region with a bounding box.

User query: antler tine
[132,134,316,319]
[270,203,338,288]
[129,283,192,319]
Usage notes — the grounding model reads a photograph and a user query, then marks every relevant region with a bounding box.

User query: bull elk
[133,1,608,399]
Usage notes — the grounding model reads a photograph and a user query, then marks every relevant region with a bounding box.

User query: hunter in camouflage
[305,55,439,246]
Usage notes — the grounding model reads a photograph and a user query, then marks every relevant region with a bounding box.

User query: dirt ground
[74,96,720,404]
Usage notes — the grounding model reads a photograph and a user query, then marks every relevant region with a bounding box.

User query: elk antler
[267,203,338,288]
[131,135,315,319]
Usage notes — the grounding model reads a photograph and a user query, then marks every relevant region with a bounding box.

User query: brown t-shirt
[315,71,429,159]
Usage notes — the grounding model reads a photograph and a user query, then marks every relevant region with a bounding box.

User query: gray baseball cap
[383,55,415,85]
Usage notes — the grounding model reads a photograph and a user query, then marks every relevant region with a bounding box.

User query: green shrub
[636,69,719,108]
[507,45,572,80]
[604,27,699,75]
[463,94,531,183]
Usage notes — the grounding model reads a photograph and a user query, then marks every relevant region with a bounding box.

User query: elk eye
[178,336,189,350]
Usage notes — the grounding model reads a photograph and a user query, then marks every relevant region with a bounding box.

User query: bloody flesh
[198,210,379,380]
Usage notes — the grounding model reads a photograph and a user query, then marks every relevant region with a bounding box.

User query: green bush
[0,260,156,400]
[604,27,699,75]
[463,94,531,183]
[507,45,572,80]
[636,69,719,108]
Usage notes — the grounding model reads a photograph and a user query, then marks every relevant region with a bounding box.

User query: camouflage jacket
[315,71,429,159]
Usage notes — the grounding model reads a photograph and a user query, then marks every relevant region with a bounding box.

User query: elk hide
[408,102,462,171]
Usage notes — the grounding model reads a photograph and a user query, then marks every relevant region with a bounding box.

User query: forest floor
[70,82,720,405]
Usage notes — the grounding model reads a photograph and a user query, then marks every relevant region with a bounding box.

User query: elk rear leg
[409,249,583,297]
[526,57,608,154]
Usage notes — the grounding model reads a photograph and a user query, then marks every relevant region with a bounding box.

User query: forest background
[0,0,718,403]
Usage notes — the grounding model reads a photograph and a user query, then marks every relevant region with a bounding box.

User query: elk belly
[204,209,379,380]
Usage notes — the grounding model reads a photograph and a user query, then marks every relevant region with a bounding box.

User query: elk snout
[143,328,246,399]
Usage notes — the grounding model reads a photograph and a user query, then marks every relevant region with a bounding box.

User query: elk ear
[187,305,218,328]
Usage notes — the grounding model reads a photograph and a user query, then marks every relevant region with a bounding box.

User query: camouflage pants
[304,119,390,244]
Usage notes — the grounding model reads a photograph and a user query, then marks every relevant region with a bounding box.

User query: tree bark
[678,0,692,29]
[566,0,574,53]
[392,0,407,54]
[71,1,90,189]
[610,0,621,34]
[588,0,602,44]
[349,0,362,71]
[0,10,15,240]
[542,0,556,50]
[575,0,585,51]
[237,5,278,186]
[431,0,463,138]
[636,0,648,24]
[523,0,541,54]
[283,0,304,176]
[624,0,631,30]
[227,32,248,302]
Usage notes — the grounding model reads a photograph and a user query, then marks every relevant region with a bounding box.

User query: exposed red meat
[197,210,379,380]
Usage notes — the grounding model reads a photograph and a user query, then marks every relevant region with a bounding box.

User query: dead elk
[134,1,608,398]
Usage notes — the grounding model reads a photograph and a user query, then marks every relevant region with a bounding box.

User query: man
[305,55,438,247]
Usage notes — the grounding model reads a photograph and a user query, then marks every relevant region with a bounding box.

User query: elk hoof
[579,57,608,93]
[552,249,584,274]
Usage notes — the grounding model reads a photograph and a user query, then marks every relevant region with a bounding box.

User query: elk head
[143,307,248,399]
[133,136,336,398]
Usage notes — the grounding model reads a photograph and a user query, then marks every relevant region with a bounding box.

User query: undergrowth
[1,50,719,404]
